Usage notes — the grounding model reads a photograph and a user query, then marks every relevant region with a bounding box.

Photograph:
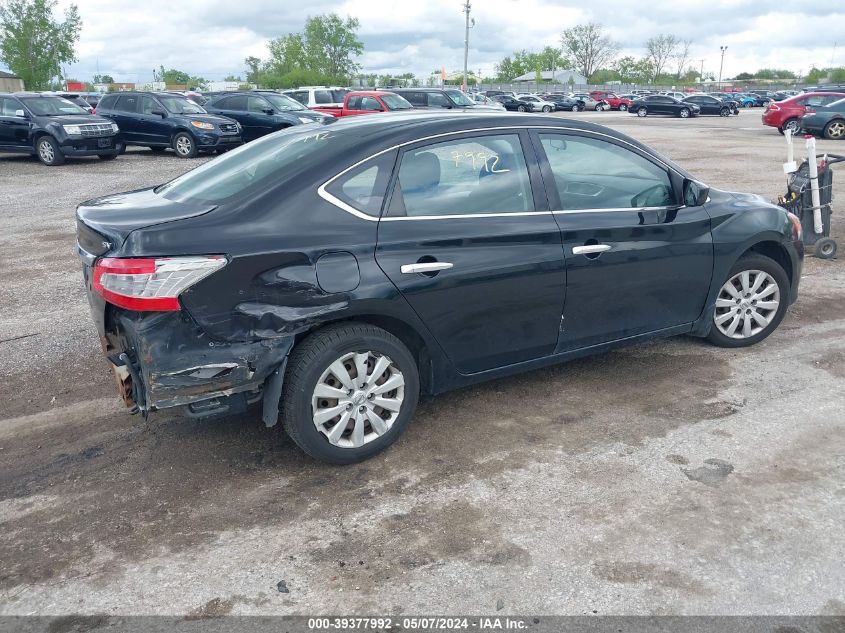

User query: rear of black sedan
[77,112,803,463]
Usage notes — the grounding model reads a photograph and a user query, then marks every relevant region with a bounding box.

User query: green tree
[734,71,754,80]
[561,22,618,79]
[92,73,114,84]
[244,55,262,83]
[612,56,654,84]
[223,74,242,82]
[302,13,363,79]
[0,0,82,90]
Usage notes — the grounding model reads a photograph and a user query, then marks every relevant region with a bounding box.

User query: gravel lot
[1,111,844,616]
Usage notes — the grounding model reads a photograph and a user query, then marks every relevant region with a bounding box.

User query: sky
[44,0,845,83]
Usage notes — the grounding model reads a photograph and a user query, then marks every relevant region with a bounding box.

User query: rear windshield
[156,126,358,204]
[159,95,206,114]
[20,96,87,116]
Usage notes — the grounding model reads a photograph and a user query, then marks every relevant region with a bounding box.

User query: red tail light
[93,256,226,312]
[767,103,779,112]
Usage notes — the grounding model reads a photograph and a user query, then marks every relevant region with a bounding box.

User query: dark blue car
[77,112,803,463]
[95,91,242,157]
[204,91,333,142]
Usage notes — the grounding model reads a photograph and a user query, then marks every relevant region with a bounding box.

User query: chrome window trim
[317,125,680,222]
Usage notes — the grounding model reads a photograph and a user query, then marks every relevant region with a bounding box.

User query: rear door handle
[401,262,453,274]
[572,244,611,255]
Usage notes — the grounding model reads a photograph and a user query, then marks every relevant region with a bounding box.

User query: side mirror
[14,109,27,118]
[263,108,275,115]
[151,109,166,117]
[684,179,710,207]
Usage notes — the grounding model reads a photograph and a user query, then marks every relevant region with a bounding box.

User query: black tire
[35,135,65,166]
[172,132,198,158]
[782,118,800,135]
[98,153,118,160]
[542,105,551,113]
[570,104,579,112]
[619,104,628,111]
[678,107,691,118]
[149,146,167,153]
[719,107,730,117]
[637,107,648,117]
[281,323,420,464]
[814,237,837,259]
[823,119,845,140]
[706,254,790,348]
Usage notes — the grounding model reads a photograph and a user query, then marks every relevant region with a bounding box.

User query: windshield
[264,94,307,111]
[20,96,87,116]
[381,94,413,110]
[159,95,206,114]
[445,90,475,106]
[157,126,360,204]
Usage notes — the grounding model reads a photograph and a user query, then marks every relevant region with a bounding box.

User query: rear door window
[115,95,139,112]
[388,133,534,217]
[426,93,450,108]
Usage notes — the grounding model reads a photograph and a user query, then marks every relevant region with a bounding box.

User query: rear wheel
[619,104,628,111]
[783,118,800,135]
[744,101,752,108]
[281,323,420,464]
[706,254,789,348]
[637,107,647,117]
[35,136,65,166]
[823,120,845,140]
[172,132,197,158]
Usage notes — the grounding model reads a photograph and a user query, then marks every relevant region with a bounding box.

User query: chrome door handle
[572,244,611,255]
[400,262,454,274]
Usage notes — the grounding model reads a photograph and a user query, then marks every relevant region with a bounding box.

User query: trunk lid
[76,187,217,253]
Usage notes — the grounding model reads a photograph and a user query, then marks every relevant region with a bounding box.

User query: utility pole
[718,46,728,89]
[699,59,704,85]
[462,0,474,92]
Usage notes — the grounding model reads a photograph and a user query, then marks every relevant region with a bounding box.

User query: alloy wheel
[713,270,780,339]
[38,139,54,163]
[637,107,647,117]
[311,351,405,449]
[825,120,845,140]
[175,135,194,156]
[784,119,800,134]
[679,108,690,118]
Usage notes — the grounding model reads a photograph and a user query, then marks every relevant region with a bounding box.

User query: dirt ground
[0,111,843,616]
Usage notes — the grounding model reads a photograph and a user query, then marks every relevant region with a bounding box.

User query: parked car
[389,88,500,111]
[96,91,242,157]
[0,92,122,165]
[658,91,687,101]
[682,95,734,116]
[46,92,94,113]
[708,93,741,113]
[205,92,332,141]
[281,86,351,112]
[309,90,415,118]
[800,97,845,140]
[761,92,845,134]
[590,91,633,111]
[515,94,556,112]
[629,95,701,118]
[483,90,516,99]
[490,94,534,111]
[76,111,803,463]
[82,94,101,110]
[469,93,505,109]
[570,93,609,111]
[540,93,586,112]
[731,93,759,108]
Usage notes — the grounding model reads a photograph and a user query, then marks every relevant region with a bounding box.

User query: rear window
[314,90,333,104]
[156,127,361,205]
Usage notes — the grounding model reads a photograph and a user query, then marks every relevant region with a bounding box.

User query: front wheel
[679,108,690,118]
[172,132,198,158]
[517,104,526,112]
[35,136,65,166]
[823,119,845,140]
[542,105,552,113]
[706,254,789,348]
[281,323,420,464]
[719,108,730,117]
[637,107,647,117]
[570,104,579,112]
[619,104,628,111]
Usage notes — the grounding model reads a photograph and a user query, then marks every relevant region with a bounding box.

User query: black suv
[389,88,499,110]
[96,91,242,157]
[0,92,122,166]
[205,92,331,142]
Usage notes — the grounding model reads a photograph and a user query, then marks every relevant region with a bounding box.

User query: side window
[804,96,825,107]
[227,95,247,110]
[538,133,673,211]
[360,96,382,111]
[115,95,139,113]
[247,96,269,112]
[427,93,450,107]
[314,90,332,104]
[287,91,308,105]
[0,97,19,116]
[139,96,158,115]
[346,96,362,110]
[389,133,534,217]
[325,151,397,217]
[403,92,426,106]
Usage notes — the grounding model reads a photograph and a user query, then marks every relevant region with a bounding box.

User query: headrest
[401,151,440,193]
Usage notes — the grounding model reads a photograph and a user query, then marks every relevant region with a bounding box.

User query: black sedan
[630,95,701,118]
[801,97,845,140]
[205,91,332,142]
[682,95,734,116]
[76,112,803,463]
[540,94,586,112]
[490,95,534,111]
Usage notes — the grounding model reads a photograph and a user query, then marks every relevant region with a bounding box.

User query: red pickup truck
[311,91,414,117]
[589,91,633,111]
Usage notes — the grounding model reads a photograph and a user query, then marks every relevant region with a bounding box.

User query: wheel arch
[742,240,793,286]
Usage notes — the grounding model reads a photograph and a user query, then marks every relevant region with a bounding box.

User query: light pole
[718,46,727,89]
[699,59,704,85]
[462,0,474,92]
